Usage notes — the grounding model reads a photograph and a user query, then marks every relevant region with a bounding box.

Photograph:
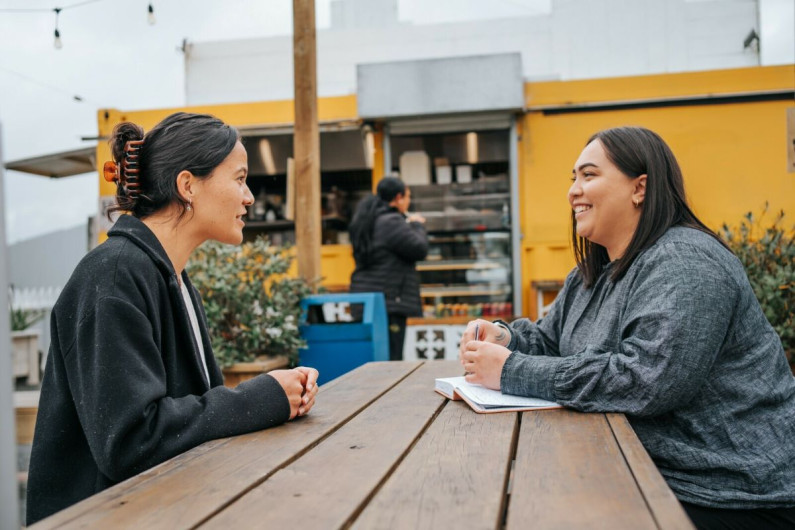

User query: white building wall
[330,0,400,30]
[759,0,795,65]
[185,0,761,106]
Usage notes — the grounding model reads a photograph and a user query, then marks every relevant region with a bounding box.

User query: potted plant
[719,205,794,372]
[9,288,47,386]
[186,236,313,387]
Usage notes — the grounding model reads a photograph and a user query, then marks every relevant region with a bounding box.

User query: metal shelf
[421,285,511,298]
[243,215,348,232]
[427,231,511,240]
[410,192,510,204]
[417,259,509,271]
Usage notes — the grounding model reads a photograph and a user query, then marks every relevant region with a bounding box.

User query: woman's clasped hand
[269,367,319,418]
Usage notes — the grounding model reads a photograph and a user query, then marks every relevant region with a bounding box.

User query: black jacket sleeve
[377,214,428,262]
[64,295,291,481]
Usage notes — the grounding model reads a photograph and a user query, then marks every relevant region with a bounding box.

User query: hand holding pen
[459,319,509,362]
[460,322,481,374]
[459,319,512,389]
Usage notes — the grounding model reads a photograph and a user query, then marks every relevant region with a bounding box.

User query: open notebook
[435,376,562,414]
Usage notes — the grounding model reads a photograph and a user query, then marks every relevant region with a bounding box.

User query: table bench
[31,360,693,529]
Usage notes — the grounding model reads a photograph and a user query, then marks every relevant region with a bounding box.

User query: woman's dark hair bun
[110,122,145,163]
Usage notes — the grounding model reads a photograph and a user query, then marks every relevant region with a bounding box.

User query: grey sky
[0,0,552,244]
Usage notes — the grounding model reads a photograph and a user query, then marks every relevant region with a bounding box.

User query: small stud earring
[633,198,640,208]
[186,199,192,212]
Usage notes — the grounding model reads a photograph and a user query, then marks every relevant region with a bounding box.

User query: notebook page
[452,377,559,408]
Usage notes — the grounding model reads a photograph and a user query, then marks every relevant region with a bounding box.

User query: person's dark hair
[573,126,727,287]
[349,176,407,266]
[107,112,239,219]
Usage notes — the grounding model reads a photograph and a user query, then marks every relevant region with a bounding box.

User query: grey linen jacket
[501,226,795,509]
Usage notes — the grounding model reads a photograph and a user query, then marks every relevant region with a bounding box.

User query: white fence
[9,286,60,311]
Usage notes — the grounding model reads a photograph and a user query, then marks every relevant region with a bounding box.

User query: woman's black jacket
[349,206,428,316]
[26,215,291,524]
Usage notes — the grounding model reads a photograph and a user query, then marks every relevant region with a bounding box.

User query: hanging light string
[53,8,62,49]
[0,0,105,14]
[0,63,90,104]
[0,1,155,48]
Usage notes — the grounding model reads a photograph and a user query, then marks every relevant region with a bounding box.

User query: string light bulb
[53,7,62,49]
[147,3,155,25]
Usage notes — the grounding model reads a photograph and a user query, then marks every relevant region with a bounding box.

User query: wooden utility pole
[293,0,321,289]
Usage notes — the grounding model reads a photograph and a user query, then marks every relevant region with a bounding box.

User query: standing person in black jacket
[26,112,319,525]
[349,177,429,360]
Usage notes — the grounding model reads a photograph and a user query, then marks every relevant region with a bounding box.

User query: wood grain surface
[606,413,694,530]
[507,409,658,530]
[352,398,517,529]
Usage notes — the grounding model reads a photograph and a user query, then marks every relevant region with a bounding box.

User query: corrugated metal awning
[4,147,95,178]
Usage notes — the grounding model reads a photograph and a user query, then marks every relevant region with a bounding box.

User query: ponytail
[107,122,146,217]
[349,195,384,266]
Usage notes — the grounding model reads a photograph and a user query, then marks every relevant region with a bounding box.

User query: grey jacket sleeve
[501,244,738,417]
[504,269,579,356]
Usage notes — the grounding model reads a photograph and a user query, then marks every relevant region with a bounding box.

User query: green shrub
[186,236,313,368]
[719,205,794,363]
[10,307,46,331]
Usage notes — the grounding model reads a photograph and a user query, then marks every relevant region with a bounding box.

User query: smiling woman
[459,127,795,529]
[25,112,320,525]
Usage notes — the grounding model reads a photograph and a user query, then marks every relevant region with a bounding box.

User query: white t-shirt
[181,281,210,385]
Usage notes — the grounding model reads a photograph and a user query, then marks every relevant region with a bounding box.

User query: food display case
[410,179,514,321]
[388,126,517,360]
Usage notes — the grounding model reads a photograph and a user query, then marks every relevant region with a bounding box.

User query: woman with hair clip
[26,112,319,525]
[459,127,795,529]
[348,176,428,360]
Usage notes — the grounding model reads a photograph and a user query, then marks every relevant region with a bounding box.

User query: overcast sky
[0,0,554,244]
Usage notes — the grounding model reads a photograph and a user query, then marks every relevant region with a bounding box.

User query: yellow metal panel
[284,244,354,288]
[97,95,358,136]
[372,128,384,186]
[320,244,355,287]
[525,65,795,107]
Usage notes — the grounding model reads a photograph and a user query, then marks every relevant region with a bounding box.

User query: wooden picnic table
[31,360,693,529]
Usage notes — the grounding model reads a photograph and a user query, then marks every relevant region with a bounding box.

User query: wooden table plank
[34,361,422,530]
[200,360,458,529]
[29,437,230,529]
[507,410,657,530]
[606,414,694,530]
[352,399,518,529]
